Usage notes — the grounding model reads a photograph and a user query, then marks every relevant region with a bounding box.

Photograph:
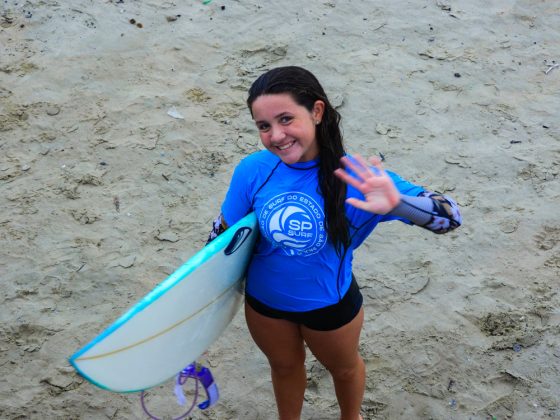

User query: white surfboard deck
[69,212,258,393]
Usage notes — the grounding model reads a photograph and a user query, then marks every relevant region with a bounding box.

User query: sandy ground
[1,0,559,419]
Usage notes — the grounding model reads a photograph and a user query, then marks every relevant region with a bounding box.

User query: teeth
[278,142,294,150]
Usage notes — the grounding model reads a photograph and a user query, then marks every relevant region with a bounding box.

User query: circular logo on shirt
[260,192,326,256]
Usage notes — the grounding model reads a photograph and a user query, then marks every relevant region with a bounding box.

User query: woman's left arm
[335,154,461,234]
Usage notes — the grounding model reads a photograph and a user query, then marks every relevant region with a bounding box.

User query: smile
[277,141,296,151]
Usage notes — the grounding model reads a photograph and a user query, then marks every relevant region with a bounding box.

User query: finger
[353,154,374,175]
[345,197,371,211]
[342,154,376,180]
[334,168,363,190]
[368,156,384,175]
[340,156,368,180]
[354,154,385,177]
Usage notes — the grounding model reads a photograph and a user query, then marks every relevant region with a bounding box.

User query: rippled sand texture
[1,1,559,419]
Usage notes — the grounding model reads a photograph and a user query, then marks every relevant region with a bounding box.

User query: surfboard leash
[140,362,219,419]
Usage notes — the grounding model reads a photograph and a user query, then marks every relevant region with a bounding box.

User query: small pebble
[46,105,60,116]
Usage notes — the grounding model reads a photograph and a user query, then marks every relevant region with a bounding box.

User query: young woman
[208,66,461,420]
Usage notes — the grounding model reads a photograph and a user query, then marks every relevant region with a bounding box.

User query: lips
[276,141,296,151]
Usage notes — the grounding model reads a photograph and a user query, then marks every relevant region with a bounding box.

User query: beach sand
[1,0,559,418]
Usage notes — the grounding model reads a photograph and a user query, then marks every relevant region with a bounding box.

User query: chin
[269,149,301,164]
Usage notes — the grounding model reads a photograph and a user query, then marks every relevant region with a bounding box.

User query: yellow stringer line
[76,282,240,361]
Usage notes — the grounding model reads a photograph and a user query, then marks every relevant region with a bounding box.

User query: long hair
[247,66,350,253]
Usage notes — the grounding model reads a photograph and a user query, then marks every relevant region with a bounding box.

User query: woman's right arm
[206,213,229,245]
[207,154,265,244]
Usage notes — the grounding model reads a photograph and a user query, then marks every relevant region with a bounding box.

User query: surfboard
[69,212,258,393]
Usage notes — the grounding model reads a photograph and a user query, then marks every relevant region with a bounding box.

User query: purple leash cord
[140,363,219,420]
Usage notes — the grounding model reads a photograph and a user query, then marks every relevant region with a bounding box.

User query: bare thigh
[302,307,364,372]
[244,303,306,367]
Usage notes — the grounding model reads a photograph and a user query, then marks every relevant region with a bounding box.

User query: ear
[312,100,325,123]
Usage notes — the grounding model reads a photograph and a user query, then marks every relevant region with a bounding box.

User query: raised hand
[334,154,401,215]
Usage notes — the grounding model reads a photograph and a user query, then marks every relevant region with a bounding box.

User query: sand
[1,0,559,418]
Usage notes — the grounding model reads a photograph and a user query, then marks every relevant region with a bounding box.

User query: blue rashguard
[221,150,425,312]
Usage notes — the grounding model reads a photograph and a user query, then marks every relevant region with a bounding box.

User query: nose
[270,124,285,143]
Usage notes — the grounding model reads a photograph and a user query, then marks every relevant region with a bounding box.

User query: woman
[208,66,461,420]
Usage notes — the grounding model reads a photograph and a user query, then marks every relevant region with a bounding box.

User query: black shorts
[245,277,363,331]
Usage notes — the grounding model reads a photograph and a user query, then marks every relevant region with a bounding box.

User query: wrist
[387,194,432,225]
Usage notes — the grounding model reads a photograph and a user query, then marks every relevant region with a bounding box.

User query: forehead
[251,93,307,119]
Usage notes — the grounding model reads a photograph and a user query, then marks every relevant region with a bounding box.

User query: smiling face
[251,93,325,164]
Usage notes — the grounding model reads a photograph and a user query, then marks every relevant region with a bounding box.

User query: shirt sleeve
[379,170,425,223]
[221,159,253,226]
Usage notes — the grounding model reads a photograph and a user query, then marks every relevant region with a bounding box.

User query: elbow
[424,211,462,235]
[431,219,461,234]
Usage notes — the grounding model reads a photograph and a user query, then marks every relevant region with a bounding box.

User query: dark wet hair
[247,66,350,253]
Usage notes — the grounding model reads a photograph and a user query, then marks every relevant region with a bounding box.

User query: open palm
[334,154,401,215]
